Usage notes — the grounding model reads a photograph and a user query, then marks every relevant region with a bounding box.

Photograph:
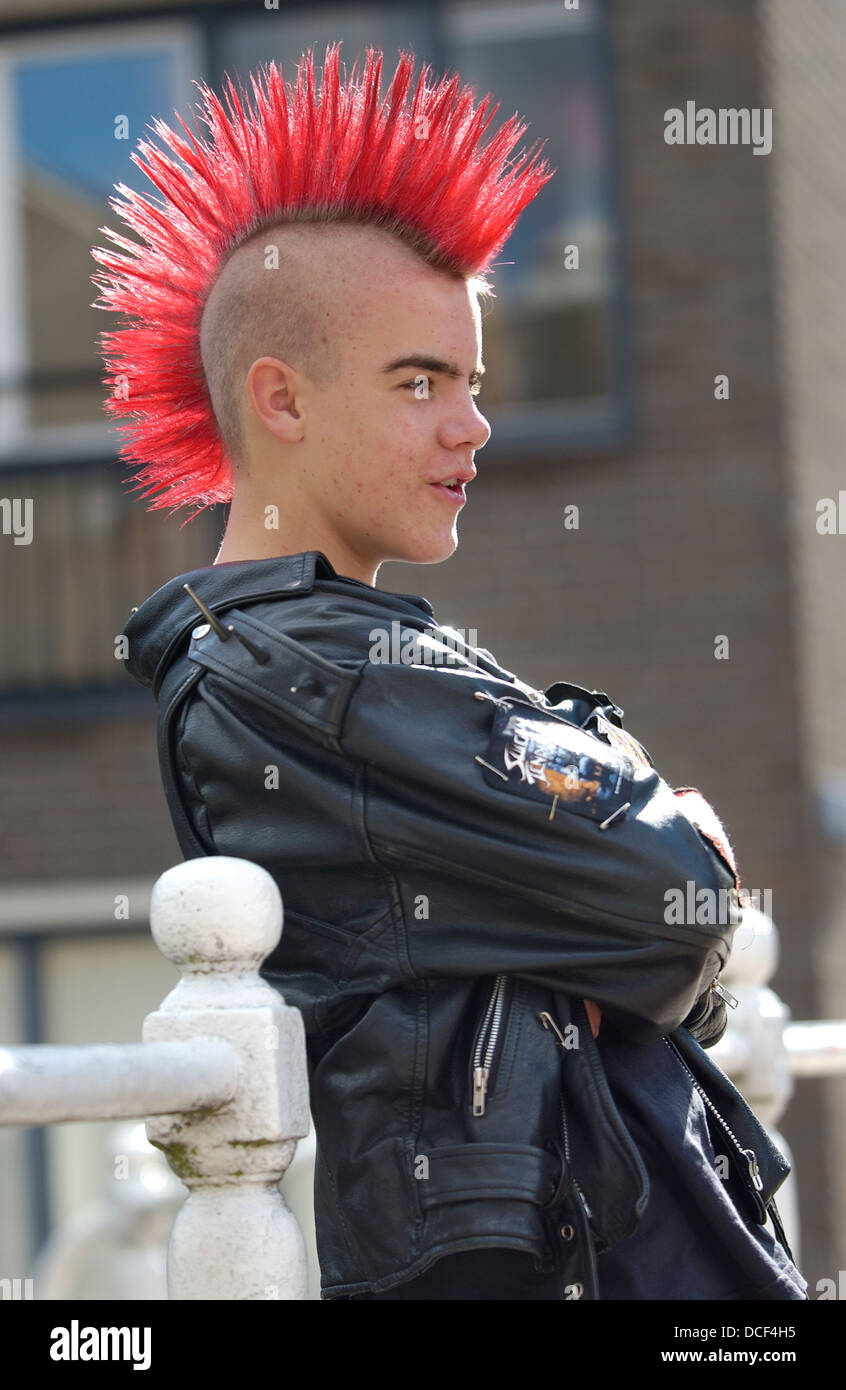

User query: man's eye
[400,378,483,398]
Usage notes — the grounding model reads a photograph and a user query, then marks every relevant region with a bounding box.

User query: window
[0,20,217,701]
[446,0,627,453]
[219,0,629,455]
[0,1,626,698]
[0,20,201,461]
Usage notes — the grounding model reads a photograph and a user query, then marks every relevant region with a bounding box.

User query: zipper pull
[712,977,739,1010]
[472,1066,490,1116]
[743,1148,764,1191]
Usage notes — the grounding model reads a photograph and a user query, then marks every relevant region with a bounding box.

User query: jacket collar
[123,549,434,697]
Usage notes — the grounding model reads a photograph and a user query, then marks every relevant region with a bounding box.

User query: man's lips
[429,480,466,504]
[428,469,474,505]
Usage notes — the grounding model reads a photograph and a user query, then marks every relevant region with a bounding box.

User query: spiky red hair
[91,42,554,518]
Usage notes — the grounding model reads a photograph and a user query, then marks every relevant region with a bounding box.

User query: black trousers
[345,1208,803,1301]
[345,1248,564,1300]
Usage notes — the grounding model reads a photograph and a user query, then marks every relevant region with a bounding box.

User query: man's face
[244,228,491,580]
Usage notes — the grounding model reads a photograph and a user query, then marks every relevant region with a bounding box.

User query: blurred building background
[0,0,843,1294]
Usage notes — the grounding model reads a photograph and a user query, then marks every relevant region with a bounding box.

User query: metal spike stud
[183,583,230,640]
[225,624,270,665]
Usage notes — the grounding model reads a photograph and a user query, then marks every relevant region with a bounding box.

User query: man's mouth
[430,478,467,504]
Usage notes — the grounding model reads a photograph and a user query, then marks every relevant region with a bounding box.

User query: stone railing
[709,901,846,1263]
[2,860,843,1296]
[0,856,311,1300]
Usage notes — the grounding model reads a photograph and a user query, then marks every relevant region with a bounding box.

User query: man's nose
[442,404,490,451]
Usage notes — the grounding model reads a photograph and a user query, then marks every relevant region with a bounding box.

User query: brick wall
[383,0,832,1282]
[1,0,837,1287]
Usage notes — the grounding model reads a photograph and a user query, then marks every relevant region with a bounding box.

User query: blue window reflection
[16,50,178,201]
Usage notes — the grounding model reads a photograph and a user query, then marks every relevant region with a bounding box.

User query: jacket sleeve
[338,655,741,1042]
[176,610,741,1044]
[680,987,728,1048]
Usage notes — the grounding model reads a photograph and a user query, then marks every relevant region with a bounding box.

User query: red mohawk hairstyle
[91,42,554,519]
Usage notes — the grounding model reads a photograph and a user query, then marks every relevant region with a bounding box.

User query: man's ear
[246,356,305,445]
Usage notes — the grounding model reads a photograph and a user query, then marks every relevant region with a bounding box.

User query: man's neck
[213,525,379,587]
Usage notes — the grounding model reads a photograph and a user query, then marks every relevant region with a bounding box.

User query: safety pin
[474,755,509,781]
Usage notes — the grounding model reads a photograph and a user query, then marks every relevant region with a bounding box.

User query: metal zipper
[472,975,509,1116]
[662,1036,764,1198]
[538,1013,593,1222]
[711,976,739,1009]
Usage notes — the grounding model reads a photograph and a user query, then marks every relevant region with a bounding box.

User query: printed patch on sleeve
[593,714,655,770]
[479,707,634,822]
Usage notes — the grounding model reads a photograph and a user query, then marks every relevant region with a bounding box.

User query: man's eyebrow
[381,354,485,385]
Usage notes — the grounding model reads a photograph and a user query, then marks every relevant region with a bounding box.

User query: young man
[102,45,807,1300]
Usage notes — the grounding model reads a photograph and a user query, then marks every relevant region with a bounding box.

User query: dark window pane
[446,0,616,410]
[217,4,432,88]
[5,40,188,446]
[219,0,622,441]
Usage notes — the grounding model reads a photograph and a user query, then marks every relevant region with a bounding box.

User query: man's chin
[397,531,459,566]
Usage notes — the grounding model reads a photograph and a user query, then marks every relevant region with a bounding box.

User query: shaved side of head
[199,222,346,471]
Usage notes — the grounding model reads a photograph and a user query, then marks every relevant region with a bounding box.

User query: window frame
[0,0,634,473]
[0,15,204,472]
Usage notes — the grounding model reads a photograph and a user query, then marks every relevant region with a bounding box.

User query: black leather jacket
[124,549,794,1298]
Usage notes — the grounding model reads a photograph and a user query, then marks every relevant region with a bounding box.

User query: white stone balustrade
[710,902,846,1264]
[0,856,311,1301]
[1,860,843,1296]
[0,1040,239,1124]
